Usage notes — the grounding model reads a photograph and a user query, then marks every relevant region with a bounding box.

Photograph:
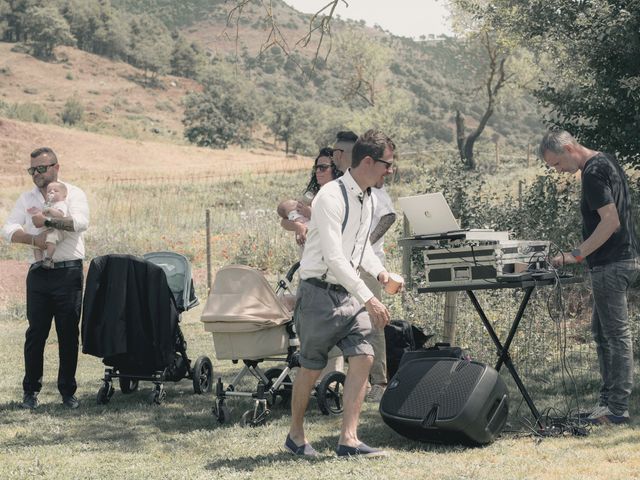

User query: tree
[128,14,172,85]
[459,0,640,167]
[267,100,303,155]
[23,4,75,59]
[350,88,418,147]
[333,29,392,107]
[170,35,203,79]
[453,32,512,169]
[2,0,36,43]
[182,62,258,149]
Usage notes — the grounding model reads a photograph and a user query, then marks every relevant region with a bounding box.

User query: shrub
[61,97,84,125]
[4,102,50,123]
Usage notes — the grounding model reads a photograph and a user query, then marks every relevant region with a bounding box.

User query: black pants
[24,263,83,396]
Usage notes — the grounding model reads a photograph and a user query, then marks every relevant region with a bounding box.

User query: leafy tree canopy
[458,0,640,167]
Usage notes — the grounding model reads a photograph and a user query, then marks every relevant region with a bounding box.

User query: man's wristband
[44,217,52,228]
[571,248,584,263]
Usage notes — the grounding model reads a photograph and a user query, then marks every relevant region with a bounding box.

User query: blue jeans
[590,258,640,415]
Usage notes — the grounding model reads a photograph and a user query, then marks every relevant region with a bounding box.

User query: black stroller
[82,252,213,404]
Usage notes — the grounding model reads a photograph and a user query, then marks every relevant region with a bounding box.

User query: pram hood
[201,264,292,333]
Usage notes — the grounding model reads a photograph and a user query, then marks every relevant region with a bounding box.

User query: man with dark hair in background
[333,130,397,403]
[285,129,401,458]
[540,130,640,424]
[2,147,89,410]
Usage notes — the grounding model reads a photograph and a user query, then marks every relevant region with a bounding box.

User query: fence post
[402,214,412,289]
[206,208,212,293]
[443,292,458,344]
[495,142,500,168]
[518,180,524,210]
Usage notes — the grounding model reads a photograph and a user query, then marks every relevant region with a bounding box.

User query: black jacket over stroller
[82,253,212,404]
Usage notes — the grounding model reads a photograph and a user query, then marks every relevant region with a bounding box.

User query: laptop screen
[398,192,461,236]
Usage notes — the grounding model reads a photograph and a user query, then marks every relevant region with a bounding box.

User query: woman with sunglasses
[278,147,343,246]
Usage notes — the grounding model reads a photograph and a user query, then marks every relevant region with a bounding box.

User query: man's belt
[52,259,83,269]
[304,277,348,294]
[34,259,83,269]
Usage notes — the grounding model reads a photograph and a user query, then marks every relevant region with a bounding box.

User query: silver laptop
[399,192,463,236]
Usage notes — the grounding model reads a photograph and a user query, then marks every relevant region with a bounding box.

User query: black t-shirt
[581,152,640,267]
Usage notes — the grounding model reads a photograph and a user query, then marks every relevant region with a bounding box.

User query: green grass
[0,307,639,480]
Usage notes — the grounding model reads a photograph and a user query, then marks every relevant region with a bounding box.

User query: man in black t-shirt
[540,130,640,424]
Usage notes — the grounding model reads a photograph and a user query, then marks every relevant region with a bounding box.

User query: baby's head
[277,199,299,219]
[46,182,67,203]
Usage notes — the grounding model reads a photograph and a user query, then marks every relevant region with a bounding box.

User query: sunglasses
[374,158,394,170]
[27,163,57,175]
[314,164,332,172]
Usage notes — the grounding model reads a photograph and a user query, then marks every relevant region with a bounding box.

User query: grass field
[1,307,639,480]
[2,130,640,479]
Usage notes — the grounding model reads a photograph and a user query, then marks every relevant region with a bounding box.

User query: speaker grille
[384,359,485,420]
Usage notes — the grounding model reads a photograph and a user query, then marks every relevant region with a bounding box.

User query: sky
[283,0,453,39]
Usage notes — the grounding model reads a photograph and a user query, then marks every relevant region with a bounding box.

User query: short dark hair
[30,147,58,163]
[352,130,395,168]
[335,131,358,144]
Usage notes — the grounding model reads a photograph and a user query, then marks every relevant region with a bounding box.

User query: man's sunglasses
[27,163,57,175]
[314,164,332,172]
[374,158,394,170]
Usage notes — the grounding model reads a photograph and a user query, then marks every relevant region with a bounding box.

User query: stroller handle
[285,261,300,282]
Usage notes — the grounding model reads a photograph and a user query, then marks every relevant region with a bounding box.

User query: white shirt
[299,170,385,304]
[370,186,395,262]
[2,181,89,262]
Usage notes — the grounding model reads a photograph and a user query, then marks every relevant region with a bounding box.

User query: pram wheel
[192,356,213,394]
[213,402,231,424]
[316,371,346,415]
[241,404,269,427]
[264,367,292,408]
[149,384,166,405]
[96,381,114,405]
[119,377,139,394]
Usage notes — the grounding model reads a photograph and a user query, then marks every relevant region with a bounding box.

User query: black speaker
[379,357,508,445]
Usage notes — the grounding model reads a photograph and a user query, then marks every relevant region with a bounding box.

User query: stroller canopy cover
[143,251,199,313]
[201,265,292,333]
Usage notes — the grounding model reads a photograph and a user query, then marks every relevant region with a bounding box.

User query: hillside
[0,0,545,155]
[0,118,308,189]
[0,42,200,143]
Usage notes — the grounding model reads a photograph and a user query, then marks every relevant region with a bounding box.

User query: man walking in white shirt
[284,130,401,458]
[2,147,89,409]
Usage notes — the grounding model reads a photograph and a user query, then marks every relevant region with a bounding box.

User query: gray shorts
[294,279,374,370]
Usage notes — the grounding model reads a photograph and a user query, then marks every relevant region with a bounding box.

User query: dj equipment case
[422,240,550,288]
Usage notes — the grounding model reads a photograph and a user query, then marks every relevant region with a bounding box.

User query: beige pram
[201,263,346,426]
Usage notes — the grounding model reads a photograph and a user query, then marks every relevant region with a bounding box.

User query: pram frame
[208,262,346,426]
[93,252,213,405]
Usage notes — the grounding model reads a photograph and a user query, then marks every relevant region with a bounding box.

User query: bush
[61,97,84,125]
[4,102,50,124]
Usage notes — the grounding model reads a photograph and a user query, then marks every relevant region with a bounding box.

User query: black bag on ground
[384,320,432,381]
[398,342,469,371]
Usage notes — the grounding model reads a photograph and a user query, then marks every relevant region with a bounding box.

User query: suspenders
[320,180,374,281]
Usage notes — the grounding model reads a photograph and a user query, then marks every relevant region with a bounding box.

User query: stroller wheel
[149,384,166,405]
[192,356,213,394]
[263,367,292,408]
[119,377,139,394]
[316,371,346,415]
[213,403,231,424]
[96,382,114,405]
[241,407,269,427]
